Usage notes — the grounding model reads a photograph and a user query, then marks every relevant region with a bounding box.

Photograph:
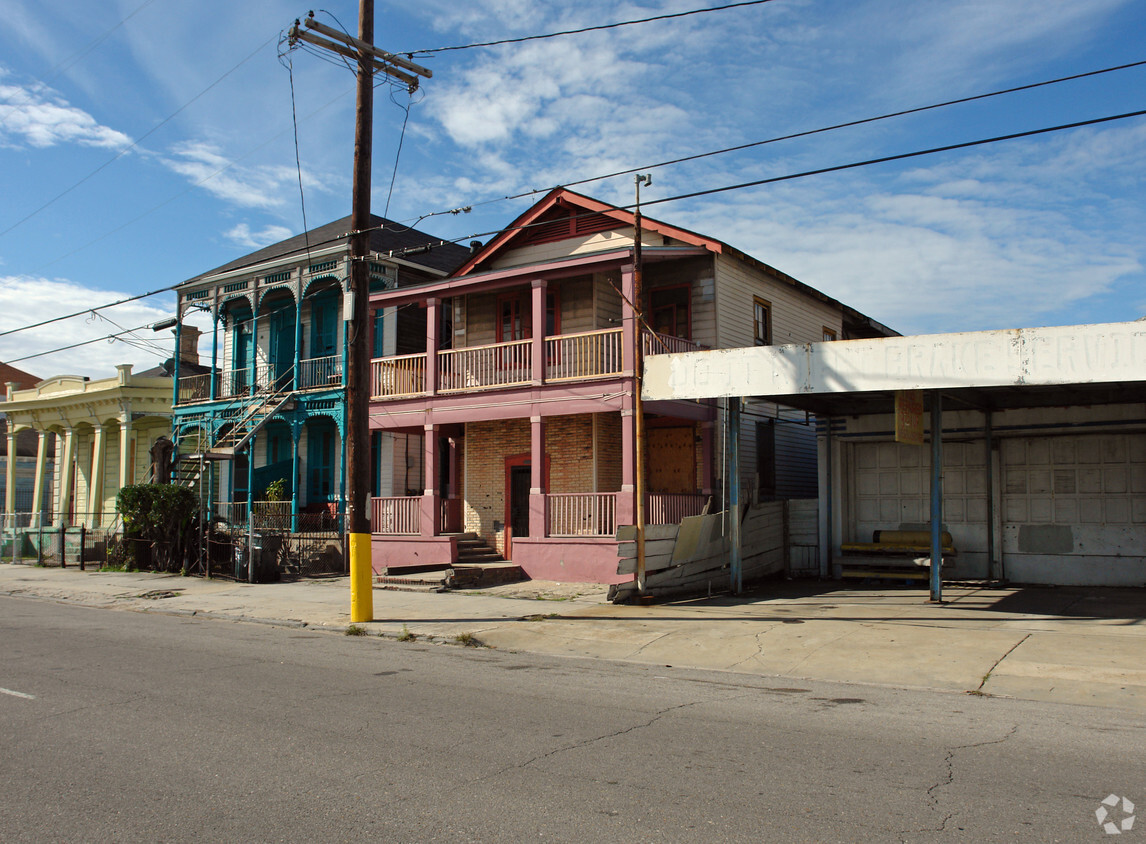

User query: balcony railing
[369,328,698,401]
[545,328,623,381]
[178,373,213,403]
[218,368,250,399]
[372,353,426,398]
[548,492,617,537]
[299,355,342,390]
[438,338,532,392]
[646,492,710,525]
[643,331,703,356]
[371,496,421,535]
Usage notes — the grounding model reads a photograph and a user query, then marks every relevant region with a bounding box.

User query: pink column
[701,420,715,495]
[529,415,547,537]
[425,297,440,396]
[617,403,637,526]
[420,423,440,536]
[620,264,636,376]
[530,279,546,385]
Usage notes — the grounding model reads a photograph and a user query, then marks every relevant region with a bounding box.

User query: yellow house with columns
[3,363,175,527]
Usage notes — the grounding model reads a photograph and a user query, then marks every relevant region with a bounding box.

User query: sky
[0,0,1144,379]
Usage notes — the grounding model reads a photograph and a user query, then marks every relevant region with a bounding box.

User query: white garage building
[644,321,1146,593]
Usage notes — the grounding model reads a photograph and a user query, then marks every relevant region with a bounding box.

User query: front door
[269,307,295,389]
[507,463,531,559]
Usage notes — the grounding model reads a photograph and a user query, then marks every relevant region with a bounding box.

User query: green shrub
[116,484,199,574]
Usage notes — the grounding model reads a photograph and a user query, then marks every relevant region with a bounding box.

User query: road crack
[920,724,1020,834]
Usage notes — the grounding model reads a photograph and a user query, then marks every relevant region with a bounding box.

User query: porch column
[529,416,546,538]
[57,428,76,527]
[290,423,300,532]
[32,431,49,527]
[293,290,303,388]
[4,430,15,516]
[425,298,440,396]
[531,279,546,385]
[617,403,636,525]
[249,309,259,395]
[420,424,439,536]
[118,416,133,489]
[89,425,106,528]
[620,264,636,376]
[209,306,219,400]
[701,420,715,496]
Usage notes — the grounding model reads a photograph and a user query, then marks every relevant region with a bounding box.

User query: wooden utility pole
[289,5,431,623]
[633,174,652,596]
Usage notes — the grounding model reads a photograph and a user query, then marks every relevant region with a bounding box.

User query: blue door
[268,306,296,388]
[307,420,337,504]
[310,292,338,359]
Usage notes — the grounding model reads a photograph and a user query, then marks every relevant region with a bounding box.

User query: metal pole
[347,0,375,623]
[984,409,995,581]
[729,397,742,594]
[929,392,943,602]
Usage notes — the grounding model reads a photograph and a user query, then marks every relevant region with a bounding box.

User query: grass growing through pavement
[453,632,488,648]
[398,625,417,642]
[345,624,368,637]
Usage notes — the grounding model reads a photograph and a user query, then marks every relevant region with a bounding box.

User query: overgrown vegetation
[115,484,199,574]
[453,632,487,648]
[345,624,368,636]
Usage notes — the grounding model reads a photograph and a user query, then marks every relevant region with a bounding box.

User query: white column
[4,431,15,515]
[89,425,106,528]
[119,417,133,489]
[57,428,76,527]
[32,431,49,527]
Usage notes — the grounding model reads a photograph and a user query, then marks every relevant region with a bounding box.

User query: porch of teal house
[366,269,716,585]
[172,273,348,532]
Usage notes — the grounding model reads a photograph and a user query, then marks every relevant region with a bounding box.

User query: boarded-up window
[647,427,695,493]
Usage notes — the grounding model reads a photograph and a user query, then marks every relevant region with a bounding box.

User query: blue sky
[1,0,1144,378]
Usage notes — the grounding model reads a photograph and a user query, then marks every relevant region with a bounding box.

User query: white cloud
[0,276,185,378]
[159,140,333,210]
[224,223,294,249]
[0,81,131,149]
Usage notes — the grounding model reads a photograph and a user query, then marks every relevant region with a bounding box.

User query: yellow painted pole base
[349,532,374,622]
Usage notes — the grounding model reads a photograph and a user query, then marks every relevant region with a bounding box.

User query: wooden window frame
[649,283,692,341]
[753,297,772,347]
[822,326,837,342]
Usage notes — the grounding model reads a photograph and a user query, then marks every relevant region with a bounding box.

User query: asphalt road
[1,595,1142,843]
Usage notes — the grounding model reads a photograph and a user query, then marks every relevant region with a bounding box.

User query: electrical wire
[403,57,1146,225]
[412,0,780,54]
[3,100,1143,351]
[0,33,278,241]
[3,320,170,365]
[0,0,162,133]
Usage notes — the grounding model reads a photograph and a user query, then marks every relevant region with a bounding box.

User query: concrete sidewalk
[2,564,1144,712]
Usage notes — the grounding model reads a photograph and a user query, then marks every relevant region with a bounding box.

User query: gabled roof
[452,188,722,277]
[182,214,471,285]
[0,362,40,392]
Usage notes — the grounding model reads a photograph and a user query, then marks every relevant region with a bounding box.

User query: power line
[3,103,1142,351]
[412,0,780,54]
[407,57,1146,224]
[2,319,169,366]
[0,33,278,241]
[0,286,178,339]
[637,107,1146,210]
[0,0,162,133]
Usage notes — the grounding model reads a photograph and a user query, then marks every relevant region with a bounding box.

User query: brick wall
[463,414,600,553]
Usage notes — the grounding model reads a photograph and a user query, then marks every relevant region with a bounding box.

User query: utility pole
[633,174,652,597]
[289,5,431,623]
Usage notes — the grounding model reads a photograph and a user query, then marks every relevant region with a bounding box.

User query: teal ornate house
[171,216,468,529]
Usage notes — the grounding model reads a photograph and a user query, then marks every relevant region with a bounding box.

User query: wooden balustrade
[548,492,617,537]
[371,354,426,398]
[545,328,623,381]
[438,338,531,392]
[371,496,421,535]
[646,493,709,525]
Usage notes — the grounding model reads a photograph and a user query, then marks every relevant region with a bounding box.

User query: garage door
[1001,433,1146,586]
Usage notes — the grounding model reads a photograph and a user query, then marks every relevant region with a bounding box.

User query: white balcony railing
[438,338,532,392]
[372,496,421,535]
[545,328,624,381]
[548,493,617,537]
[646,493,709,525]
[643,331,703,356]
[371,354,426,398]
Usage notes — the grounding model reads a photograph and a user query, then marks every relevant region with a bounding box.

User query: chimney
[179,325,201,366]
